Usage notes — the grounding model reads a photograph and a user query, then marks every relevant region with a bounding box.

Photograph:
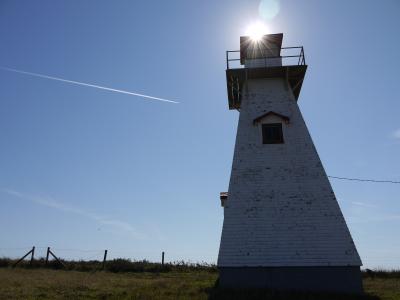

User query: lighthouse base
[218,266,363,294]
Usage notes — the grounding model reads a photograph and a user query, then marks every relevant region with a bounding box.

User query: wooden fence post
[45,247,50,265]
[13,247,34,268]
[162,251,165,266]
[102,250,108,270]
[48,249,66,268]
[30,246,35,266]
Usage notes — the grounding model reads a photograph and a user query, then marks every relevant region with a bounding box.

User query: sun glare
[245,22,269,42]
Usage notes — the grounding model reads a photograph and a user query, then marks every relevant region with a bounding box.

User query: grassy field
[0,268,399,300]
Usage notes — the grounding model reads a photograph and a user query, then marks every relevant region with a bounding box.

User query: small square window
[262,123,284,144]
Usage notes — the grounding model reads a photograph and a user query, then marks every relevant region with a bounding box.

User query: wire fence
[0,246,399,271]
[0,246,218,268]
[328,176,400,184]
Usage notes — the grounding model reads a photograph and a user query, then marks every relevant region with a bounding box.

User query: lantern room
[226,33,307,110]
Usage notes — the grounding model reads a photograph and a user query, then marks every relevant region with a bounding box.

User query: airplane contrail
[0,66,178,104]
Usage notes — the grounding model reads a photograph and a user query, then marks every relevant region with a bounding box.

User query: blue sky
[0,0,399,269]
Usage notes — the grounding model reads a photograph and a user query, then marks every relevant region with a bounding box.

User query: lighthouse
[217,34,363,294]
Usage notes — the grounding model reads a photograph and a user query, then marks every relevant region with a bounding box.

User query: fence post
[45,247,50,265]
[102,250,108,270]
[48,249,66,268]
[13,247,34,268]
[30,246,35,266]
[162,251,165,266]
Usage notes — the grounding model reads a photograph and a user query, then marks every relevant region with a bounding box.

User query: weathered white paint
[218,77,362,267]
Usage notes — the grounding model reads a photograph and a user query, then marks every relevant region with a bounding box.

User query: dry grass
[0,268,398,300]
[364,278,400,300]
[0,268,215,300]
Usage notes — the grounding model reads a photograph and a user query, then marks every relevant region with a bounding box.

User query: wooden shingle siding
[217,78,362,267]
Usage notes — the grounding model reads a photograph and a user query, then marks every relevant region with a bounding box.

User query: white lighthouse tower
[218,34,363,294]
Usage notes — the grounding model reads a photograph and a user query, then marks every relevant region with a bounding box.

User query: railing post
[236,77,240,101]
[226,51,229,69]
[162,251,165,266]
[297,49,301,65]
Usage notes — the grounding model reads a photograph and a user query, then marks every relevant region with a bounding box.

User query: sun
[245,22,269,42]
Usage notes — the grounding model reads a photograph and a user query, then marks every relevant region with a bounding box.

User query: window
[262,123,284,144]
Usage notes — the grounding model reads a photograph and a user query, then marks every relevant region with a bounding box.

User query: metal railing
[226,46,305,69]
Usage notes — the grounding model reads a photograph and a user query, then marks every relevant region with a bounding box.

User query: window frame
[261,123,284,144]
